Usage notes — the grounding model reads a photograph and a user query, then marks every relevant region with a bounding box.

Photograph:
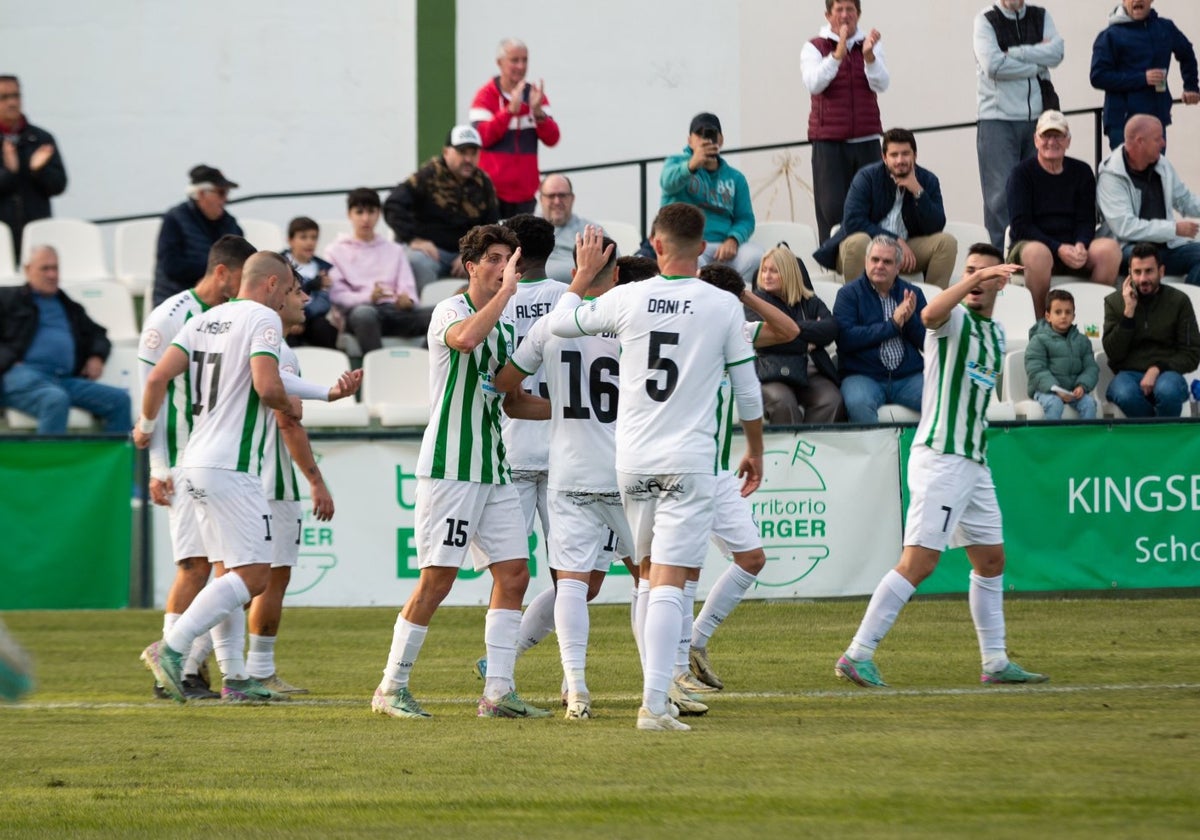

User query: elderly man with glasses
[0,74,68,258]
[152,164,244,306]
[539,173,602,283]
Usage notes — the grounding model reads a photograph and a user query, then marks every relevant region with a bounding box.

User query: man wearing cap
[0,75,68,258]
[1007,111,1121,320]
[539,173,601,283]
[152,164,244,306]
[470,38,560,218]
[660,113,763,284]
[384,125,499,292]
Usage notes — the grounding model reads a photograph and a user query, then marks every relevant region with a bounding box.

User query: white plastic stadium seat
[991,284,1036,353]
[96,343,142,426]
[1001,349,1046,420]
[943,221,990,281]
[290,346,370,427]
[70,280,139,344]
[910,281,943,304]
[594,219,641,258]
[1093,350,1123,419]
[419,278,465,308]
[20,218,112,282]
[811,279,842,307]
[751,221,832,281]
[362,347,431,426]
[237,219,285,251]
[877,405,920,423]
[113,218,162,297]
[0,220,19,283]
[5,406,94,430]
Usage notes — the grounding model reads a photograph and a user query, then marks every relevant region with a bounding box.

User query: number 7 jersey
[169,299,285,475]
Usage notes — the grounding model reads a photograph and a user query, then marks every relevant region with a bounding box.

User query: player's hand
[328,369,363,401]
[736,453,763,497]
[132,427,151,449]
[574,225,614,285]
[311,479,334,522]
[501,247,522,296]
[715,237,739,263]
[149,476,174,506]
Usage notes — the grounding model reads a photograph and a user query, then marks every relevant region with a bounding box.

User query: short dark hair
[502,214,556,262]
[1046,288,1075,310]
[699,264,745,299]
[882,128,917,156]
[459,224,521,266]
[967,242,1003,262]
[1129,242,1161,265]
[653,203,706,251]
[205,235,257,274]
[0,75,18,86]
[615,256,659,286]
[346,188,381,211]
[287,216,319,239]
[825,0,860,11]
[573,236,619,276]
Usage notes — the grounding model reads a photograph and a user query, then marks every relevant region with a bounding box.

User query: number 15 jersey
[170,299,284,475]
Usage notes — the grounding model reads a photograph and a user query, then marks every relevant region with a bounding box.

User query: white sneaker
[564,699,592,720]
[668,681,709,716]
[636,705,691,731]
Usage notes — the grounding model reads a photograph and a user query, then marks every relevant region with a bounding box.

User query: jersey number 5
[646,331,679,402]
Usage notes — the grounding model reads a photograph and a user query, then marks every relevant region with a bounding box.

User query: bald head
[24,245,60,295]
[1123,114,1165,169]
[1125,114,1161,144]
[238,251,295,309]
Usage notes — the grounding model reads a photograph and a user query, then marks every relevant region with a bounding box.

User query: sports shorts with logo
[617,471,717,569]
[511,469,550,539]
[414,477,528,571]
[269,499,303,568]
[710,470,762,556]
[167,465,206,562]
[181,467,272,568]
[547,489,632,573]
[903,445,1003,550]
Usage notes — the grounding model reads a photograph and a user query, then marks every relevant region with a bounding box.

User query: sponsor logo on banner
[289,451,339,595]
[751,440,831,587]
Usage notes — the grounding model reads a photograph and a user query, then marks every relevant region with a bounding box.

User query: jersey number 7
[191,351,224,416]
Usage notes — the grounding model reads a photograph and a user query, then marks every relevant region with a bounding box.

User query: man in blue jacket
[1090,0,1200,150]
[814,128,956,288]
[833,235,927,423]
[152,165,244,306]
[660,113,763,283]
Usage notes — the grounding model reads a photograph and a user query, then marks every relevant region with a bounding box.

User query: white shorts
[167,466,206,562]
[512,469,550,538]
[547,489,633,573]
[710,470,762,557]
[618,471,716,569]
[903,445,1004,551]
[181,467,272,569]
[414,477,528,571]
[269,499,303,568]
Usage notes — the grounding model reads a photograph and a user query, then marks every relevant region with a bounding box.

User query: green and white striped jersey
[915,304,1005,465]
[260,341,302,501]
[138,289,211,475]
[417,293,517,484]
[171,299,284,475]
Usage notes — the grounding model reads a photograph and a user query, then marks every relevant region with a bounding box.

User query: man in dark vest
[973,0,1065,250]
[801,0,890,243]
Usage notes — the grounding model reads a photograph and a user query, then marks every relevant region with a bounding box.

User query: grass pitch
[0,597,1197,839]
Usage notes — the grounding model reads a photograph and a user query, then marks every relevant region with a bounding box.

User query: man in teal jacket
[660,113,763,283]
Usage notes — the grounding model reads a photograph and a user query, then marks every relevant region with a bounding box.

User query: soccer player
[549,203,764,732]
[139,234,256,700]
[372,224,551,720]
[835,243,1049,688]
[135,252,361,703]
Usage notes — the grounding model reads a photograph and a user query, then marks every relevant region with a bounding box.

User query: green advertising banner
[0,439,133,609]
[900,424,1200,594]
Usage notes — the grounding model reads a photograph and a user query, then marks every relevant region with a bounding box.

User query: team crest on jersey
[966,360,998,391]
[262,327,280,347]
[436,307,459,333]
[143,329,163,350]
[622,477,686,499]
[282,364,298,375]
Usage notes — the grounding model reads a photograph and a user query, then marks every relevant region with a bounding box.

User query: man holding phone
[660,112,763,284]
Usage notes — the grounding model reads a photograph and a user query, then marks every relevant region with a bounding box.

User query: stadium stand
[19,218,111,283]
[290,346,370,428]
[361,346,431,427]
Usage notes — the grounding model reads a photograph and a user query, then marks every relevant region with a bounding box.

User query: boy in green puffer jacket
[1025,288,1099,419]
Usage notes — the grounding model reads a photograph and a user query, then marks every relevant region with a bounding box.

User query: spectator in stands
[327,188,430,355]
[1097,115,1200,287]
[801,0,889,242]
[1007,111,1121,320]
[833,234,927,424]
[470,38,560,217]
[0,75,67,259]
[973,0,1064,250]
[814,128,957,289]
[540,174,601,283]
[281,217,338,349]
[1102,242,1200,418]
[1024,288,1099,420]
[1090,0,1199,151]
[383,125,498,291]
[0,245,130,434]
[747,246,843,425]
[153,164,243,306]
[660,112,764,284]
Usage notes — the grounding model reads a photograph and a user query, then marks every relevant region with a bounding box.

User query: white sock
[381,615,427,691]
[554,579,590,699]
[165,573,250,657]
[674,580,698,678]
[634,579,651,672]
[969,572,1008,672]
[642,586,684,715]
[163,613,180,636]
[517,586,557,655]
[185,632,214,676]
[246,633,277,680]
[629,585,639,641]
[693,563,756,648]
[484,608,522,701]
[211,607,247,680]
[846,569,915,661]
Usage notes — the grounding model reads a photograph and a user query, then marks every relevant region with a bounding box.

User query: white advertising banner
[152,430,904,608]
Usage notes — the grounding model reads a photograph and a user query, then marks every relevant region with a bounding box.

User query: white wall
[2,0,1198,243]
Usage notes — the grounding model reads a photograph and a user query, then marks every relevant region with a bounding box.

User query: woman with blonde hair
[751,245,843,424]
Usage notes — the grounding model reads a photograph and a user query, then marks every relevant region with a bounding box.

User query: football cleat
[477,690,551,718]
[835,655,888,688]
[372,686,432,719]
[255,673,309,695]
[181,673,220,700]
[981,661,1049,685]
[668,680,709,716]
[688,645,724,690]
[141,641,186,703]
[472,656,487,680]
[675,671,719,695]
[221,677,290,703]
[636,706,691,732]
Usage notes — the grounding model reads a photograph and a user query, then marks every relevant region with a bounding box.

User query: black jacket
[0,122,68,258]
[0,284,111,376]
[152,200,243,306]
[748,289,840,384]
[384,155,499,252]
